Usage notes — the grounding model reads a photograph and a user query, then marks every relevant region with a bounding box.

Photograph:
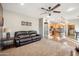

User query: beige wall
[3,10,39,37]
[0,4,3,16]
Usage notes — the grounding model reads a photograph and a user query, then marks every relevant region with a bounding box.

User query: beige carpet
[0,38,77,56]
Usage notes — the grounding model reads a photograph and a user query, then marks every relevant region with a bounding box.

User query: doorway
[68,24,75,39]
[48,23,65,41]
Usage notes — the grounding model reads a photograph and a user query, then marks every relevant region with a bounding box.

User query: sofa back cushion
[28,31,37,37]
[30,34,36,37]
[28,31,37,34]
[15,31,28,37]
[18,35,30,39]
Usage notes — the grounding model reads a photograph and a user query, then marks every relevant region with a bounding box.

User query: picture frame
[21,21,32,26]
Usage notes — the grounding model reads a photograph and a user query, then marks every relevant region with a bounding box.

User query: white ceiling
[1,3,79,20]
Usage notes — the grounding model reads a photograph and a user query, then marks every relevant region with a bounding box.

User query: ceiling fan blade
[41,7,49,11]
[53,11,61,13]
[40,12,48,15]
[51,4,60,10]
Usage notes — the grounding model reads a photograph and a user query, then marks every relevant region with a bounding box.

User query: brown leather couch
[14,31,41,47]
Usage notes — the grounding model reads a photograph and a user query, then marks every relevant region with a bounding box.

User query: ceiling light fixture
[20,3,24,6]
[67,8,75,12]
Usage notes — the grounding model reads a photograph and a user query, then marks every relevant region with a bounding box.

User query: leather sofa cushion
[15,31,28,36]
[20,38,31,42]
[30,34,36,37]
[28,31,37,34]
[32,37,38,39]
[32,36,41,39]
[18,35,30,39]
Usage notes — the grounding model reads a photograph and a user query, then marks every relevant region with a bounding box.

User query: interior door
[44,22,48,38]
[39,18,43,38]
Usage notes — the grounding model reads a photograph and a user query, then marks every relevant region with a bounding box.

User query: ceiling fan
[41,4,61,16]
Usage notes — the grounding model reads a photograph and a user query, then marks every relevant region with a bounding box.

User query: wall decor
[21,21,32,26]
[0,17,4,27]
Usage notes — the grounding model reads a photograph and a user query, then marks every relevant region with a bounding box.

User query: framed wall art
[21,21,32,26]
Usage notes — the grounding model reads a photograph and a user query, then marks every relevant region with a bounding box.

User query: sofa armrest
[36,34,40,36]
[14,37,20,40]
[36,34,41,38]
[14,37,20,43]
[75,47,79,52]
[36,34,41,37]
[14,37,20,47]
